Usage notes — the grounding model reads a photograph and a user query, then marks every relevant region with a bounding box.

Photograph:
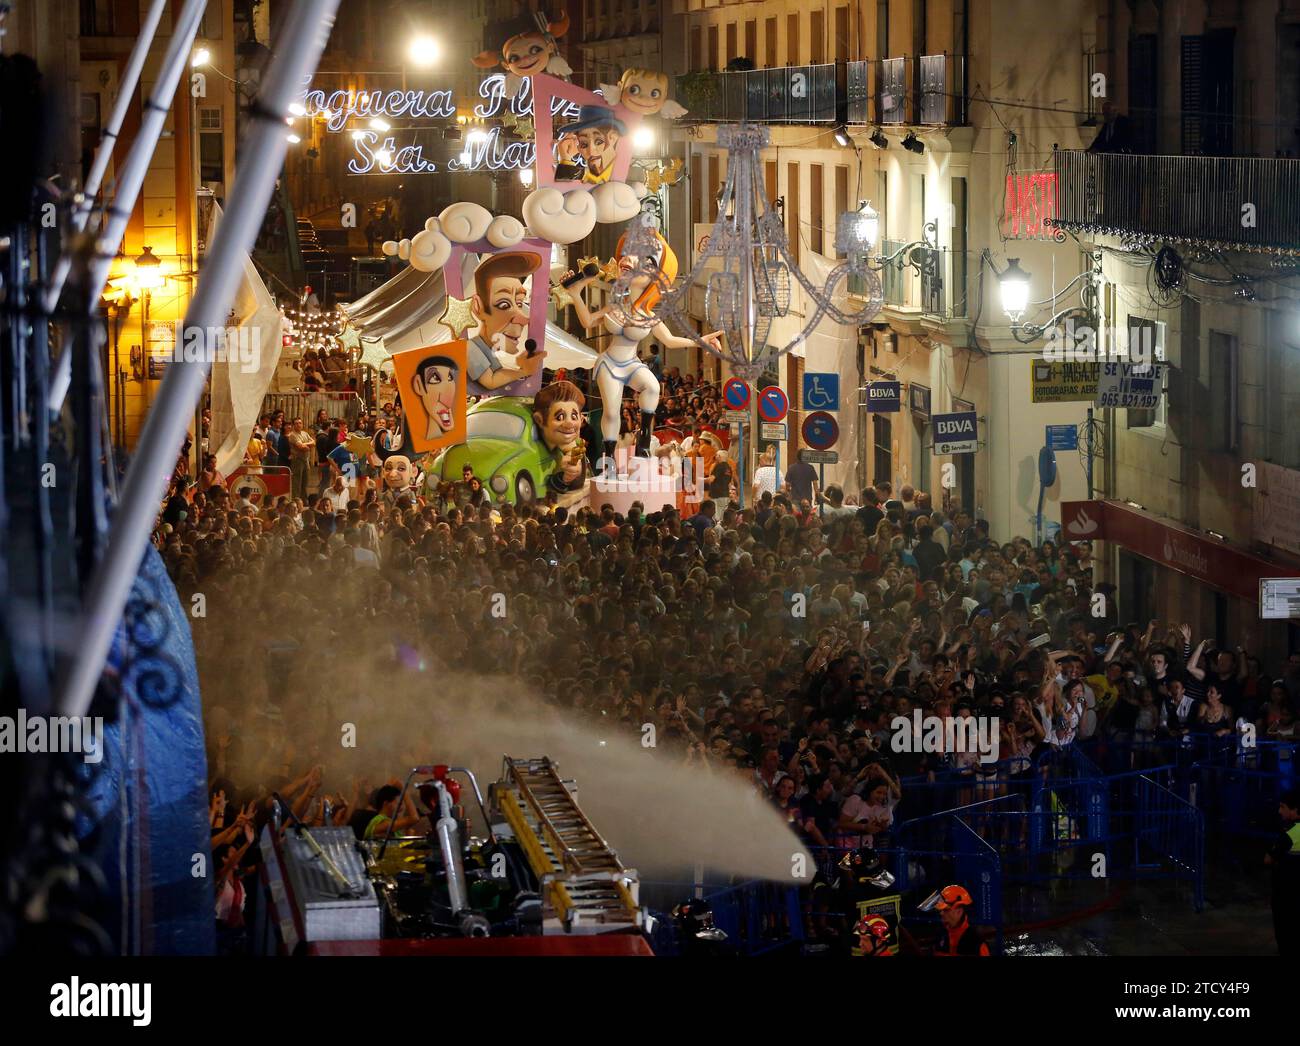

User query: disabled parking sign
[802,372,839,411]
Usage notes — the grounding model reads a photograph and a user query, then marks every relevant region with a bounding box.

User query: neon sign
[303,74,580,176]
[1002,173,1059,239]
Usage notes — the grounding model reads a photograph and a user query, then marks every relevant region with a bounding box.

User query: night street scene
[1,0,1298,1021]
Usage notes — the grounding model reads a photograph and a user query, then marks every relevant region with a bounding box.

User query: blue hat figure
[556,106,627,184]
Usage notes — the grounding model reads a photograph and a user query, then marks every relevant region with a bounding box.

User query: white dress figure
[565,230,721,461]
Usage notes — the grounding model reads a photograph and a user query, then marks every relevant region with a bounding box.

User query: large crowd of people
[155,364,1300,953]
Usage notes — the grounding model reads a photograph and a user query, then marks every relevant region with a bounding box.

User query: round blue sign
[758,385,789,423]
[801,411,839,450]
[723,377,751,410]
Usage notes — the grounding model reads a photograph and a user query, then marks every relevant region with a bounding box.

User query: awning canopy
[1061,500,1300,603]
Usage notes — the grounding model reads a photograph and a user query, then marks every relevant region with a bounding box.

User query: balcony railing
[678,64,841,124]
[851,239,966,319]
[681,56,967,127]
[844,55,966,126]
[1054,149,1300,253]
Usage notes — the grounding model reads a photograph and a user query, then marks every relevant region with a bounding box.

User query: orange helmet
[919,884,973,912]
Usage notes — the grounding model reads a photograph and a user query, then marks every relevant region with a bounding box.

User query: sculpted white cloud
[522,187,597,244]
[591,180,642,224]
[438,202,493,243]
[485,214,525,248]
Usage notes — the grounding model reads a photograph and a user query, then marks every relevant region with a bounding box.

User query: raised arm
[568,281,610,330]
[1185,639,1207,681]
[1103,633,1124,664]
[652,323,725,354]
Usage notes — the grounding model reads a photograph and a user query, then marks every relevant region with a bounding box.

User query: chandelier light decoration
[613,124,884,380]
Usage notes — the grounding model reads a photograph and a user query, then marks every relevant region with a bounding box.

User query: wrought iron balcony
[1054,149,1300,254]
[849,238,966,319]
[677,64,841,124]
[845,55,965,127]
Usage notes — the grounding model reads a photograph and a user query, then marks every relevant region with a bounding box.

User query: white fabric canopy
[207,204,284,476]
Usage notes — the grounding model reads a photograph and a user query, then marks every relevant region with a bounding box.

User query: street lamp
[995,252,1102,344]
[842,200,879,256]
[632,125,655,153]
[133,247,164,384]
[407,35,440,67]
[192,47,210,67]
[998,257,1030,321]
[133,245,164,291]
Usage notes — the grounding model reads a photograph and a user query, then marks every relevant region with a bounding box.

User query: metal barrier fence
[642,737,1296,953]
[892,746,1206,910]
[641,833,1003,956]
[262,390,364,427]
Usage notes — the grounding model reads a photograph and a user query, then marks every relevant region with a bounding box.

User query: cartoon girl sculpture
[600,68,688,120]
[471,9,573,99]
[565,230,722,462]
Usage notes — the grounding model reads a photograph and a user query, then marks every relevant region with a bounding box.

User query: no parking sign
[723,377,751,411]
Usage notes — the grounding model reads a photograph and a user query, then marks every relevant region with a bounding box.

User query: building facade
[1057,0,1300,661]
[669,0,1098,540]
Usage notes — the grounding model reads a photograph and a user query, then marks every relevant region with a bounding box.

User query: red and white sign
[1061,499,1300,603]
[1002,172,1060,240]
[226,465,292,504]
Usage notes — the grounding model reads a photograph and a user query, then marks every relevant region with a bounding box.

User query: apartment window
[808,164,824,255]
[1267,329,1300,468]
[1280,24,1300,157]
[709,154,721,221]
[198,108,225,184]
[1181,31,1235,155]
[787,13,800,65]
[834,165,849,257]
[765,17,778,68]
[872,415,892,486]
[876,170,889,239]
[810,10,825,64]
[1128,33,1158,153]
[80,0,114,35]
[691,151,704,224]
[726,23,738,66]
[708,25,719,70]
[1208,331,1239,452]
[913,0,928,54]
[1126,318,1168,430]
[951,176,968,316]
[79,93,101,184]
[834,5,850,63]
[876,0,889,55]
[765,160,778,208]
[690,24,703,71]
[745,20,757,64]
[201,4,224,39]
[787,162,801,264]
[912,415,931,493]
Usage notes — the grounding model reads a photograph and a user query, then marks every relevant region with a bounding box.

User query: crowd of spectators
[157,369,1300,951]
